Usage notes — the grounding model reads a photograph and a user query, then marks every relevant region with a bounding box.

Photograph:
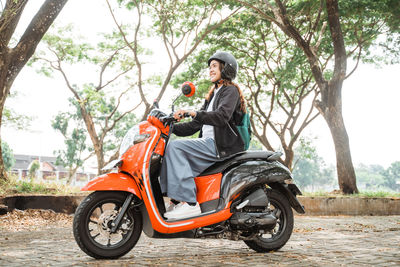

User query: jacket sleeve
[172,100,207,136]
[172,120,202,136]
[194,85,239,126]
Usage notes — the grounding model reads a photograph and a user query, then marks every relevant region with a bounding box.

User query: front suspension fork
[110,194,134,233]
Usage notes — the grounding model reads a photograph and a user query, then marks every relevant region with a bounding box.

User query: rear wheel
[244,189,293,252]
[73,191,142,259]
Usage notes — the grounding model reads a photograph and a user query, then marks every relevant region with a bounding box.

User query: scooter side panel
[81,172,142,199]
[219,160,292,209]
[195,173,222,204]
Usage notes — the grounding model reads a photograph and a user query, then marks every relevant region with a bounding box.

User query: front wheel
[73,191,143,259]
[244,189,294,252]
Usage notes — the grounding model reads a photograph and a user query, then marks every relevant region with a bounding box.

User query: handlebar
[160,112,191,125]
[160,115,176,124]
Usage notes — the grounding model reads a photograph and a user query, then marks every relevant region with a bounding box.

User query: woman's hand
[174,110,197,121]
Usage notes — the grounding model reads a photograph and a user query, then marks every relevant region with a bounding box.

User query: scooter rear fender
[81,172,142,199]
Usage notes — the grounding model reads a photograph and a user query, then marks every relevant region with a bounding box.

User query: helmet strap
[213,79,224,87]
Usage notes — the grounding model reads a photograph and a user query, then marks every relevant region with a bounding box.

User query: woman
[160,51,247,220]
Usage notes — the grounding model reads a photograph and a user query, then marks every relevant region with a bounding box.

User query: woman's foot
[165,201,183,212]
[164,202,201,219]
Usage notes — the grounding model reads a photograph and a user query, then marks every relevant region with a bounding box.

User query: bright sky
[2,0,400,169]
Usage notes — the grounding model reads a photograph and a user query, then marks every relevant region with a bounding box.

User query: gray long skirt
[160,137,219,203]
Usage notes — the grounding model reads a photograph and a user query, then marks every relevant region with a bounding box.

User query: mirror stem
[171,93,182,112]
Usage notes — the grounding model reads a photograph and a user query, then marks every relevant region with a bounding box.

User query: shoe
[165,201,173,212]
[165,201,182,212]
[164,202,201,219]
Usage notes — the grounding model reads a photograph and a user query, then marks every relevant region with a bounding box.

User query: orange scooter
[73,82,305,259]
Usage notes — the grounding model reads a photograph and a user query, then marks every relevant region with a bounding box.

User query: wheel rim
[257,197,287,241]
[85,199,135,249]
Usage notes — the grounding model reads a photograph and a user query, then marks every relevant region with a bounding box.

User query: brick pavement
[0,214,399,266]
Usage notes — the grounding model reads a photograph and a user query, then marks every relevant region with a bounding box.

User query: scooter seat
[200,150,280,176]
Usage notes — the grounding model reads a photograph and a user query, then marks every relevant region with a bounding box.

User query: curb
[0,195,86,214]
[298,196,400,216]
[1,195,399,216]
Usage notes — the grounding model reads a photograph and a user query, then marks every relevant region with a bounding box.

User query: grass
[303,190,400,198]
[0,175,82,196]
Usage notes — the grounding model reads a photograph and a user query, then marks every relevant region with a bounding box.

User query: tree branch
[0,0,28,48]
[9,0,68,84]
[326,0,346,83]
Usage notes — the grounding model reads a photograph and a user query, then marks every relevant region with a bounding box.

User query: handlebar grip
[179,112,191,118]
[178,112,190,119]
[160,115,177,124]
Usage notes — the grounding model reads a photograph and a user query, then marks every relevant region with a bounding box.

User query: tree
[28,159,40,180]
[1,140,15,171]
[382,161,400,191]
[32,26,138,174]
[0,0,68,182]
[292,137,335,191]
[354,164,385,190]
[52,113,89,184]
[236,0,400,193]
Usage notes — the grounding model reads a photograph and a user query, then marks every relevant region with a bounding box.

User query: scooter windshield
[119,125,140,155]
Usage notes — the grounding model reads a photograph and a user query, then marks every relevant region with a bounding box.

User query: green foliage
[292,137,336,190]
[1,141,15,171]
[355,190,400,198]
[338,0,400,65]
[293,137,400,193]
[170,49,215,108]
[2,92,32,130]
[353,162,400,192]
[31,24,138,78]
[355,164,386,190]
[257,0,400,67]
[381,161,400,191]
[28,160,40,179]
[249,138,263,150]
[52,115,87,172]
[0,175,81,195]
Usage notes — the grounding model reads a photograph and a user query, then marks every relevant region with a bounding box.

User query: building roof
[12,154,67,172]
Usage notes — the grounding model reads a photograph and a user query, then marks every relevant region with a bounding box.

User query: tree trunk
[96,149,105,175]
[283,149,294,171]
[0,135,6,182]
[0,0,68,182]
[67,169,75,185]
[316,81,358,194]
[327,110,358,194]
[0,91,8,182]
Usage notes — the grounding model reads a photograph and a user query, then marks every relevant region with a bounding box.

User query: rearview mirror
[181,81,195,97]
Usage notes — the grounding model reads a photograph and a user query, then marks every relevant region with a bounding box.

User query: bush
[0,175,81,195]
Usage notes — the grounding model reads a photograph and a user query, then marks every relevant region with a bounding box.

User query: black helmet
[208,51,238,81]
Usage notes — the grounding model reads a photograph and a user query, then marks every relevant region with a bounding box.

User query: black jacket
[173,84,245,158]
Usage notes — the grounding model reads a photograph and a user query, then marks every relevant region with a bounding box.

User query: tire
[73,191,142,259]
[244,189,294,252]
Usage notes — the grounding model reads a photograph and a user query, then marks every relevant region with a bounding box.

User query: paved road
[0,212,399,266]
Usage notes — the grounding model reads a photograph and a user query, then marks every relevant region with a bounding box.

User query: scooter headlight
[119,125,150,156]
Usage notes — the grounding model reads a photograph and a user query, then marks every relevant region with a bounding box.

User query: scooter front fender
[81,172,142,199]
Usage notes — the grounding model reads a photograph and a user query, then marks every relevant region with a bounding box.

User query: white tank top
[201,86,221,139]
